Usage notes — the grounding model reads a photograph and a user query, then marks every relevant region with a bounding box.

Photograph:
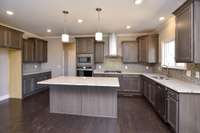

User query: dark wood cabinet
[119,75,141,93]
[173,0,200,63]
[122,41,138,63]
[76,37,94,54]
[23,39,35,62]
[23,72,51,98]
[22,38,48,63]
[0,25,7,47]
[137,34,158,63]
[94,41,104,63]
[0,25,23,49]
[167,90,179,133]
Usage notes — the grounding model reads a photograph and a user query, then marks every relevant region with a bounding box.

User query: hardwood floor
[0,90,172,133]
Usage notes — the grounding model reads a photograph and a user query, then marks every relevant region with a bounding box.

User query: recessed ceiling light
[159,17,165,21]
[47,29,52,33]
[78,19,83,23]
[6,10,14,15]
[126,25,131,29]
[135,0,143,5]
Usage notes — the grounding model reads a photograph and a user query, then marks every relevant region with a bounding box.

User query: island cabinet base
[50,85,118,118]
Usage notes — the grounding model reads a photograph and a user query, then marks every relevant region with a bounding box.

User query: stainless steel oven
[77,54,93,67]
[77,66,93,77]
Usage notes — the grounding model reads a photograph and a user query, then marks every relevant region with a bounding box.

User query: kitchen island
[38,76,119,118]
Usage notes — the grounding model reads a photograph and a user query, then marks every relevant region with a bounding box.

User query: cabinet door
[122,41,138,63]
[43,41,48,62]
[7,28,23,49]
[120,76,141,93]
[167,96,179,133]
[138,37,147,63]
[0,26,7,47]
[175,5,193,62]
[35,39,44,62]
[95,41,104,63]
[23,77,35,96]
[76,38,94,54]
[147,35,158,63]
[23,39,35,62]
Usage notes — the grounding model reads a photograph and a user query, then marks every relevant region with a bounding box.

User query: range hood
[107,33,120,57]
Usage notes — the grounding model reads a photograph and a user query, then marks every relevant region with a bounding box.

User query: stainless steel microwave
[77,54,93,67]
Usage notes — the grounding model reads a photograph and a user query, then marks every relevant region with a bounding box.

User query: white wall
[41,38,65,77]
[0,49,9,100]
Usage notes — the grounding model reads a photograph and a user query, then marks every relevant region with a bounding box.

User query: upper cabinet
[122,41,138,63]
[0,25,23,49]
[94,41,104,63]
[137,34,159,64]
[173,0,200,63]
[76,37,94,54]
[23,38,48,63]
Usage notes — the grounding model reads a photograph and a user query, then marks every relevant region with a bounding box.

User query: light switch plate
[186,70,192,77]
[146,66,149,70]
[98,65,102,69]
[195,71,200,79]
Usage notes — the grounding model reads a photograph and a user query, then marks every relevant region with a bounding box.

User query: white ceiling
[0,0,186,37]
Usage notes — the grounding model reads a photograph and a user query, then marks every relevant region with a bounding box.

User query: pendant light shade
[95,32,103,41]
[62,33,69,43]
[95,8,103,41]
[62,10,70,43]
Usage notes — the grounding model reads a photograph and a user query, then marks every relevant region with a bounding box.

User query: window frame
[161,39,186,70]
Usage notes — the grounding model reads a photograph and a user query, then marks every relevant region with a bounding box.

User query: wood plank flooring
[0,90,172,133]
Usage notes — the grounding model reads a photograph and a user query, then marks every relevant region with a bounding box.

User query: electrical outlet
[195,71,200,79]
[98,65,102,69]
[125,65,128,70]
[34,65,38,69]
[186,70,191,77]
[146,66,149,70]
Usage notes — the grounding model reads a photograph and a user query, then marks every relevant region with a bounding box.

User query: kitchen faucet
[161,65,170,77]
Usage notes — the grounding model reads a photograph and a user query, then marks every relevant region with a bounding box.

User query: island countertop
[38,76,120,87]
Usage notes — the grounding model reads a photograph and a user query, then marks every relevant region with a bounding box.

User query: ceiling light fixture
[6,10,14,15]
[47,29,52,33]
[159,17,165,21]
[95,8,103,42]
[78,19,83,23]
[126,25,131,29]
[135,0,143,5]
[62,10,69,43]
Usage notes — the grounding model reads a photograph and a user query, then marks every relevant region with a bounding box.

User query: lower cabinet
[167,89,179,133]
[23,72,51,98]
[93,73,141,95]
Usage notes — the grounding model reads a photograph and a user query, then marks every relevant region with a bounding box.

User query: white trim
[0,94,9,101]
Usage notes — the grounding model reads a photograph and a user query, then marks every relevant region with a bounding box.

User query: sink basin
[151,76,169,80]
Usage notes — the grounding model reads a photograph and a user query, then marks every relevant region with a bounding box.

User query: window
[161,40,186,69]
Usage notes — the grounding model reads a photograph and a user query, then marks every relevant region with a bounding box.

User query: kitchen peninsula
[38,76,119,118]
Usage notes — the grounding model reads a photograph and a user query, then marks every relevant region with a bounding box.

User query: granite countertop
[38,76,120,88]
[93,71,200,94]
[23,70,51,76]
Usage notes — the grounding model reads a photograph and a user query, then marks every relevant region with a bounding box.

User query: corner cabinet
[94,41,104,63]
[23,38,48,63]
[173,0,200,63]
[0,25,23,49]
[137,34,158,64]
[122,41,138,63]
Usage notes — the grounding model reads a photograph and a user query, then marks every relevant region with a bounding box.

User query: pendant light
[62,10,69,43]
[95,8,103,41]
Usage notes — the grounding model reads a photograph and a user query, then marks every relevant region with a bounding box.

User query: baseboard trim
[0,94,9,101]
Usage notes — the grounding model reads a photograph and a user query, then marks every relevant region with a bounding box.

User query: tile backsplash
[153,64,200,85]
[23,63,42,73]
[95,57,153,73]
